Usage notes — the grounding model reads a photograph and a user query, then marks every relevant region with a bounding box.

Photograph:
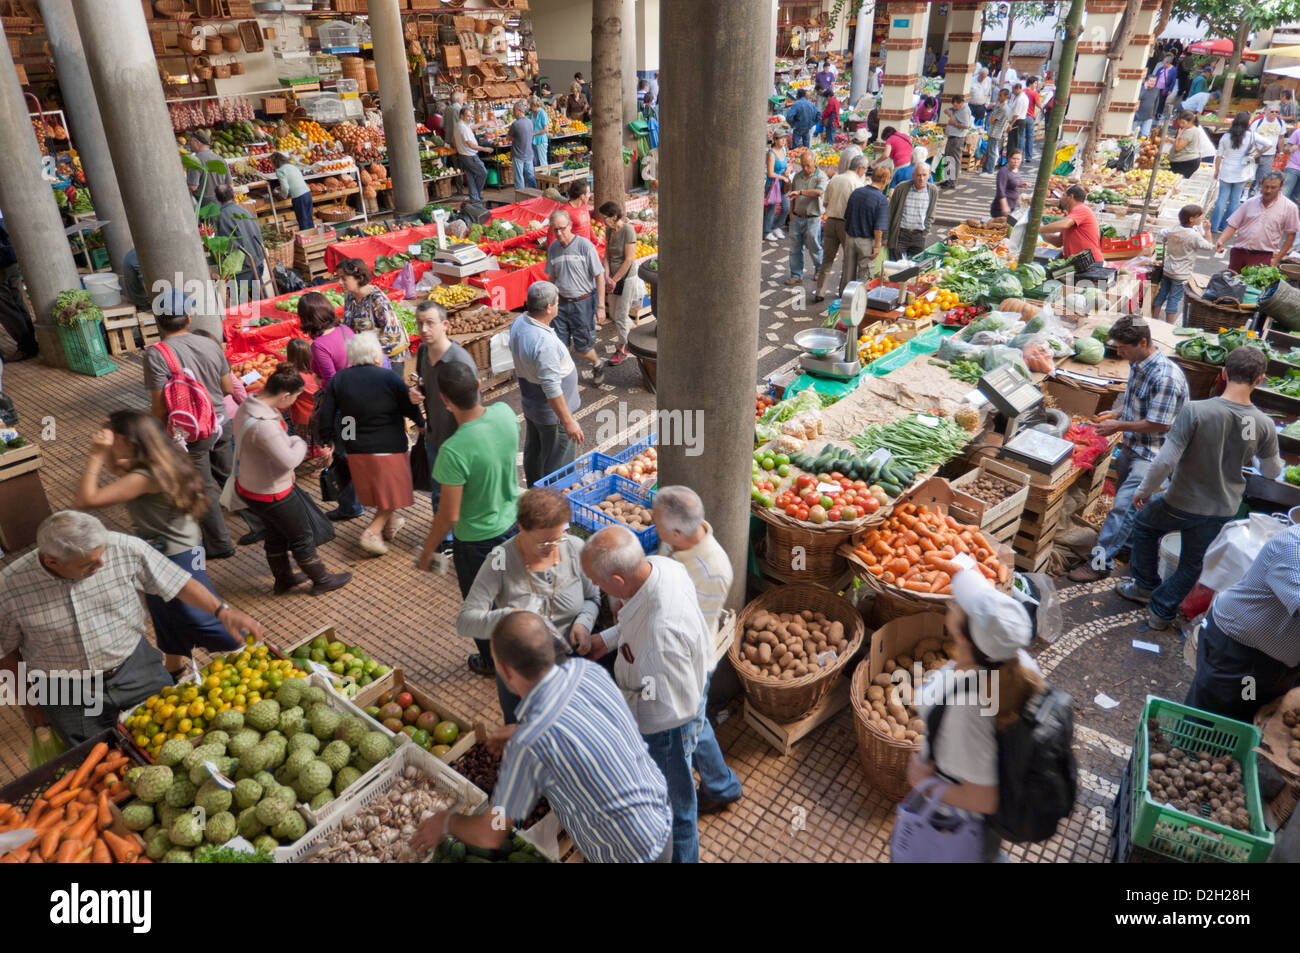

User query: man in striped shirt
[583,526,711,862]
[1187,524,1300,723]
[654,486,743,815]
[410,611,672,862]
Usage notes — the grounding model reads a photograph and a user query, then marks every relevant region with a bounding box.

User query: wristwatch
[215,600,232,618]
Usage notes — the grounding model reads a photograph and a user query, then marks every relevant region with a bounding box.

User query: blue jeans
[693,672,742,801]
[788,214,823,280]
[763,193,790,235]
[643,706,704,863]
[1284,168,1300,203]
[554,294,596,353]
[144,552,242,658]
[512,156,536,189]
[1022,117,1034,161]
[1212,180,1248,232]
[1129,496,1232,623]
[791,126,812,149]
[981,135,1001,173]
[460,153,487,202]
[1151,275,1187,320]
[533,139,548,167]
[291,191,314,230]
[1096,445,1151,566]
[1133,117,1153,138]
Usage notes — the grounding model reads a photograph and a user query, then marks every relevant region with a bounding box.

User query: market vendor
[410,610,673,863]
[185,130,231,209]
[1183,523,1300,723]
[1215,170,1299,273]
[885,162,937,260]
[1119,346,1281,630]
[271,151,313,231]
[1188,64,1213,97]
[912,95,939,125]
[1068,316,1188,583]
[784,89,819,150]
[941,93,974,188]
[0,510,262,745]
[214,184,266,304]
[545,179,596,243]
[843,164,891,282]
[581,526,712,864]
[1037,185,1104,263]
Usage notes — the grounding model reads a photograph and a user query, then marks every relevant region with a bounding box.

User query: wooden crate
[279,623,397,703]
[1013,547,1053,572]
[101,304,143,355]
[353,667,478,764]
[137,313,160,346]
[742,677,851,757]
[0,440,41,482]
[984,511,1021,546]
[948,457,1030,530]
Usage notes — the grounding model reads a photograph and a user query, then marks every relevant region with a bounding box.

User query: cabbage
[989,272,1023,301]
[1074,337,1104,364]
[1092,325,1111,344]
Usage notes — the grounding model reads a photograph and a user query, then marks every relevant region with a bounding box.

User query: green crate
[1130,695,1274,863]
[57,319,118,377]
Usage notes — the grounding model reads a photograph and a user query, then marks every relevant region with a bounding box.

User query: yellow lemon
[134,733,149,748]
[178,717,192,733]
[188,700,204,717]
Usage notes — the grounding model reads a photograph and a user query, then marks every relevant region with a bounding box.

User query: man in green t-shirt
[418,362,521,676]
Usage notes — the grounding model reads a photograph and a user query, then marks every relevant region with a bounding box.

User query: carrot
[905,545,922,562]
[69,741,109,791]
[102,830,138,864]
[918,536,937,553]
[46,787,80,809]
[0,804,14,824]
[902,565,922,582]
[96,791,111,832]
[106,781,130,803]
[929,572,950,593]
[900,529,919,545]
[881,571,895,584]
[26,799,47,828]
[951,536,969,554]
[997,563,1010,585]
[886,558,910,575]
[72,845,93,863]
[66,805,97,844]
[862,530,880,547]
[39,824,65,860]
[0,855,21,863]
[866,565,885,576]
[41,771,75,801]
[977,562,996,581]
[91,753,128,783]
[33,808,65,832]
[75,788,95,806]
[26,853,42,863]
[54,838,82,864]
[871,539,892,558]
[91,838,112,864]
[904,579,933,592]
[9,841,32,862]
[134,856,151,863]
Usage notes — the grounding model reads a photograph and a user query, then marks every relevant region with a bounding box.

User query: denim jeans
[554,294,597,353]
[1284,168,1300,202]
[1186,611,1300,723]
[643,705,704,863]
[291,191,314,230]
[1151,276,1187,320]
[1022,117,1034,161]
[523,417,576,487]
[1133,118,1153,139]
[1128,496,1232,622]
[533,139,548,167]
[788,214,823,280]
[981,135,1001,173]
[1212,180,1248,232]
[763,194,790,235]
[693,673,742,801]
[791,126,811,149]
[460,153,487,202]
[1096,445,1151,566]
[512,156,536,189]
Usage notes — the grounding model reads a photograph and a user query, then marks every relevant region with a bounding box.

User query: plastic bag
[1021,339,1055,374]
[1204,270,1246,304]
[391,262,418,300]
[28,725,68,769]
[272,263,306,294]
[981,345,1031,379]
[938,334,982,362]
[1199,513,1289,592]
[1007,215,1030,260]
[1011,573,1064,644]
[755,388,823,444]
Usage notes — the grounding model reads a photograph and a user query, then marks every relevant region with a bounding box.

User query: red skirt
[348,452,414,510]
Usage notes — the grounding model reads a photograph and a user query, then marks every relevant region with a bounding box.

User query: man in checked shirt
[1069,316,1188,582]
[582,526,712,863]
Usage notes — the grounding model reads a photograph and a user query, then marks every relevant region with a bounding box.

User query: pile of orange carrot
[0,741,149,863]
[851,503,1009,593]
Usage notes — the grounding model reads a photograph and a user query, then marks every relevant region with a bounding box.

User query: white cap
[854,126,869,142]
[950,566,1032,662]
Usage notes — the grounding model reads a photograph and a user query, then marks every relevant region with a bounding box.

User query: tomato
[828,507,842,521]
[839,478,852,489]
[777,463,791,477]
[819,494,833,509]
[796,474,815,490]
[860,496,880,514]
[852,480,868,491]
[785,503,800,517]
[796,506,809,520]
[808,505,827,524]
[817,473,832,483]
[832,495,847,507]
[841,505,859,520]
[830,471,844,481]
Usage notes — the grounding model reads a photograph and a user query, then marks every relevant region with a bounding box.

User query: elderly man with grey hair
[544,208,606,383]
[653,486,743,815]
[510,281,584,485]
[186,129,232,207]
[814,154,869,303]
[0,511,262,745]
[581,525,711,863]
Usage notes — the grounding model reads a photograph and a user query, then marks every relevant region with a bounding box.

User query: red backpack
[151,340,219,443]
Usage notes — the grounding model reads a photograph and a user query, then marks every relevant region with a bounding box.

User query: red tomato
[796,506,809,520]
[784,503,800,517]
[853,480,868,491]
[839,478,852,489]
[830,471,844,480]
[817,473,832,483]
[828,507,842,521]
[796,474,815,490]
[860,496,880,514]
[832,496,847,507]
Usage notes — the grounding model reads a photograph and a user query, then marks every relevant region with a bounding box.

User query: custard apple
[254,770,277,791]
[169,811,203,848]
[334,765,362,795]
[334,715,367,748]
[243,742,276,775]
[204,810,237,845]
[296,759,332,797]
[288,733,321,755]
[164,777,197,809]
[309,790,335,812]
[245,698,280,732]
[146,831,172,860]
[157,738,193,768]
[236,806,264,838]
[233,778,262,810]
[282,748,314,781]
[252,834,279,853]
[195,780,232,815]
[357,731,392,765]
[204,730,230,749]
[310,706,341,741]
[276,678,307,709]
[271,810,307,842]
[133,765,173,803]
[157,803,185,828]
[228,729,261,759]
[301,685,327,707]
[143,824,163,843]
[211,709,244,732]
[121,802,155,831]
[255,796,290,827]
[183,743,224,772]
[278,706,306,737]
[163,848,193,863]
[320,740,350,773]
[352,755,374,774]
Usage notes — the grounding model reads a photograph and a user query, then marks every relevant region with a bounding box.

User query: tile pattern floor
[0,172,1178,861]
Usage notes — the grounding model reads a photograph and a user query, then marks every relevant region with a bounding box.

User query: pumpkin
[998,298,1043,320]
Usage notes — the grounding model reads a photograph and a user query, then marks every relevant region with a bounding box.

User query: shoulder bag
[218,415,259,512]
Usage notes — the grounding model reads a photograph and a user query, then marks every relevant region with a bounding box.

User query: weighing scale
[427,241,497,279]
[795,281,868,381]
[976,364,1074,475]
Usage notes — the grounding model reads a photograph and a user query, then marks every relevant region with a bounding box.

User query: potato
[896,682,913,706]
[799,609,814,622]
[942,640,958,657]
[867,685,885,702]
[890,725,907,740]
[1289,745,1300,765]
[780,670,795,681]
[788,622,808,640]
[904,729,919,742]
[872,673,893,687]
[897,654,914,671]
[908,717,926,734]
[793,662,808,676]
[827,620,844,642]
[1283,709,1299,727]
[779,653,796,670]
[768,664,782,677]
[872,700,887,716]
[914,637,942,656]
[757,629,777,646]
[887,700,908,723]
[813,612,828,625]
[743,644,759,663]
[757,643,772,665]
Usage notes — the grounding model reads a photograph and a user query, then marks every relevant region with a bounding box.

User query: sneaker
[1115,578,1153,604]
[467,653,496,677]
[697,788,742,815]
[764,232,776,241]
[1146,607,1173,630]
[784,276,803,286]
[591,361,606,385]
[1067,563,1111,583]
[607,349,627,365]
[773,228,786,239]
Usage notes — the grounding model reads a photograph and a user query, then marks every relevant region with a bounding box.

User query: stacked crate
[961,131,982,171]
[294,226,337,280]
[947,458,1031,547]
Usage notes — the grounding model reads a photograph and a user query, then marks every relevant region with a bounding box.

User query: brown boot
[1067,563,1111,583]
[300,556,352,595]
[267,551,308,595]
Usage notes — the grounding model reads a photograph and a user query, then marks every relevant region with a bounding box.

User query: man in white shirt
[968,67,993,125]
[1000,65,1019,92]
[654,485,744,817]
[868,60,883,93]
[1251,105,1286,193]
[584,526,712,863]
[1010,84,1030,166]
[815,155,868,302]
[455,106,492,203]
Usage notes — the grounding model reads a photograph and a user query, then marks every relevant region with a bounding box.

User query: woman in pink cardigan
[231,363,351,595]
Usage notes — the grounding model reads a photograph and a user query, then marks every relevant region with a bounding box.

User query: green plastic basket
[57,319,118,377]
[1129,695,1274,863]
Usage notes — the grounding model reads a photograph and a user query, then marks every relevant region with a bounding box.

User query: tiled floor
[0,170,1177,861]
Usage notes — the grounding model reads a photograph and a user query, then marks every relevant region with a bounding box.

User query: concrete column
[850,0,876,104]
[1106,0,1162,137]
[72,0,219,336]
[879,1,928,134]
[0,22,82,363]
[38,0,133,276]
[942,1,985,99]
[770,0,779,96]
[658,0,769,608]
[592,0,624,211]
[368,0,423,215]
[1064,4,1125,141]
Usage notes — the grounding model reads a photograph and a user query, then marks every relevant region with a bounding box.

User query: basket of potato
[729,584,865,722]
[849,611,955,800]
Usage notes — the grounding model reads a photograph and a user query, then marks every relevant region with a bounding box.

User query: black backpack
[928,683,1077,843]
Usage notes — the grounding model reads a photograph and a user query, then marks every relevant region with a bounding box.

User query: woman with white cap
[904,556,1042,862]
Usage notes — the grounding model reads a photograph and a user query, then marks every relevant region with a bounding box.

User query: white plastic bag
[489,329,514,375]
[1198,513,1289,592]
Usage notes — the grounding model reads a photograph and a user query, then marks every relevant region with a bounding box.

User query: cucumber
[879,480,902,496]
[864,457,883,480]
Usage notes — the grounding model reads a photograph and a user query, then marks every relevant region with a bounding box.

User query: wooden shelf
[253,187,359,215]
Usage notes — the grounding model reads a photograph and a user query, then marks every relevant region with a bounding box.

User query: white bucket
[1158,532,1181,581]
[83,273,121,308]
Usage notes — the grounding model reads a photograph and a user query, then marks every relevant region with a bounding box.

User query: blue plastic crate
[569,474,658,552]
[613,432,657,464]
[535,451,617,495]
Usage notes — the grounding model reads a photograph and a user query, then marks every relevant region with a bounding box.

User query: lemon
[178,717,192,733]
[134,732,149,748]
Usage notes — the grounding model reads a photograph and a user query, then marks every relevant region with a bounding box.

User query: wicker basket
[1282,262,1300,285]
[213,62,232,79]
[154,0,193,19]
[730,584,865,722]
[1185,288,1250,331]
[761,519,851,586]
[221,23,242,51]
[266,241,295,268]
[318,205,353,223]
[1171,354,1223,400]
[849,611,946,800]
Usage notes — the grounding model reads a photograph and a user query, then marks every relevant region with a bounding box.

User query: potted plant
[182,153,250,309]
